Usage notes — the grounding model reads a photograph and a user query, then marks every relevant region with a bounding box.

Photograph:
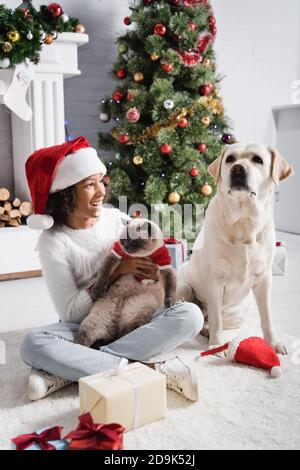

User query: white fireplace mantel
[0,32,89,201]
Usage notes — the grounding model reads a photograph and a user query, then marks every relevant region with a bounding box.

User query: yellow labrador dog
[177,143,294,354]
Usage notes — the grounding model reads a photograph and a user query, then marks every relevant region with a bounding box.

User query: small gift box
[272,241,288,276]
[79,359,166,432]
[164,238,188,270]
[11,427,68,451]
[64,413,124,450]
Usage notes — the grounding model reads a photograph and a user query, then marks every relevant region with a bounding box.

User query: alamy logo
[0,340,6,365]
[291,80,300,104]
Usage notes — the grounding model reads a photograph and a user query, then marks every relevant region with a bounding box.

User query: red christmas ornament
[124,17,132,26]
[47,3,63,18]
[112,91,124,102]
[210,26,217,36]
[184,0,208,7]
[132,210,141,218]
[160,144,172,155]
[189,168,199,178]
[162,63,173,73]
[127,92,134,101]
[116,69,127,79]
[178,117,189,128]
[119,134,129,144]
[209,16,216,26]
[170,0,180,5]
[154,23,167,36]
[199,83,213,96]
[188,21,197,31]
[126,108,141,123]
[197,143,207,153]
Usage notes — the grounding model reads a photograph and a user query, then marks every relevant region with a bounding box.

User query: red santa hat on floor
[200,336,282,378]
[25,136,107,231]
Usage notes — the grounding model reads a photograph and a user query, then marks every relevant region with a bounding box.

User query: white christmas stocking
[3,61,35,121]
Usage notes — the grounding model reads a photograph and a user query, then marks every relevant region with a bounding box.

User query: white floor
[0,231,299,337]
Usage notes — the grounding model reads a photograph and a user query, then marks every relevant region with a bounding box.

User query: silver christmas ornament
[61,13,69,23]
[26,31,33,40]
[99,112,110,123]
[0,58,10,68]
[164,99,174,110]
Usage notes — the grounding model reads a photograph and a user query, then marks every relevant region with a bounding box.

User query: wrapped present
[272,242,288,276]
[64,413,124,450]
[79,359,166,432]
[164,238,188,270]
[11,427,68,451]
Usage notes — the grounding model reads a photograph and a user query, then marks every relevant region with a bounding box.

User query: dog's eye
[252,156,264,165]
[226,155,236,164]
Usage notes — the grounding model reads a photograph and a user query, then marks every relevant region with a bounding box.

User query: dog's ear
[269,147,294,185]
[208,148,227,184]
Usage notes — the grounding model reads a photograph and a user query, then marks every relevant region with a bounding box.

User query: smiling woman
[46,174,109,230]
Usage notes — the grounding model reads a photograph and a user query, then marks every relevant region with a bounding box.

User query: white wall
[212,0,300,144]
[1,0,300,194]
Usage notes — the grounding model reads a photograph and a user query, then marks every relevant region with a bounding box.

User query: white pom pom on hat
[25,137,107,231]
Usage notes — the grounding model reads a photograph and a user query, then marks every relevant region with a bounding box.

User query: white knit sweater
[37,207,129,324]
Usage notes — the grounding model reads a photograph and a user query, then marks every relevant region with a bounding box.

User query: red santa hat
[25,136,107,231]
[200,336,282,378]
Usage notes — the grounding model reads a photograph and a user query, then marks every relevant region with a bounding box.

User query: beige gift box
[79,360,166,432]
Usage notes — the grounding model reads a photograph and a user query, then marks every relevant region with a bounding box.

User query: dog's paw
[272,342,288,356]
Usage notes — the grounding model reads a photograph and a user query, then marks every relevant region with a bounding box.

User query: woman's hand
[114,257,160,282]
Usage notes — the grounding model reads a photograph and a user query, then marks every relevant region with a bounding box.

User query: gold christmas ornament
[168,192,181,205]
[134,72,144,82]
[7,31,21,43]
[74,24,86,33]
[203,58,212,68]
[2,42,12,53]
[200,96,224,116]
[133,156,143,165]
[151,53,159,61]
[201,116,211,126]
[201,183,213,197]
[44,34,53,45]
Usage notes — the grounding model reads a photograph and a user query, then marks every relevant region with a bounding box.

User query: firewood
[9,209,21,219]
[0,221,5,228]
[0,206,5,216]
[12,198,21,208]
[3,201,12,212]
[19,201,33,217]
[0,214,10,222]
[0,188,10,202]
[7,218,20,227]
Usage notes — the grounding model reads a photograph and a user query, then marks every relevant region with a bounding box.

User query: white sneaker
[28,368,73,401]
[155,356,199,402]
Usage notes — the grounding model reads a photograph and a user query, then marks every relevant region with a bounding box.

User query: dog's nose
[232,164,247,175]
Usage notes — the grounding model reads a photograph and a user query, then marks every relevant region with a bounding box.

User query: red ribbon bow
[12,426,63,451]
[164,237,185,262]
[64,413,124,451]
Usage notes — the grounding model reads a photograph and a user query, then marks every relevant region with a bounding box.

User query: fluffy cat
[76,218,177,347]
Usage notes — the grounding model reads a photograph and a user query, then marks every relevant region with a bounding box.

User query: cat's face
[120,219,163,257]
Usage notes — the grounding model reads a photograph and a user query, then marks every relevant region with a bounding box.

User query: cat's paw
[91,284,107,301]
[164,297,177,308]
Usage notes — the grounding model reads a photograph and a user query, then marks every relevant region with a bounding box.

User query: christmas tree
[98,0,234,239]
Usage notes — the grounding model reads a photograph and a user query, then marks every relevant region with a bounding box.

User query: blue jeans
[20,302,203,382]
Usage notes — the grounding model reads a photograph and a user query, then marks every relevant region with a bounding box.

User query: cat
[76,218,177,348]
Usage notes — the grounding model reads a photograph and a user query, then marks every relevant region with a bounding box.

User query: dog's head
[208,143,294,201]
[119,218,163,257]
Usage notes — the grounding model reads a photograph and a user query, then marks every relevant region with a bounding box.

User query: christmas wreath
[0,1,84,68]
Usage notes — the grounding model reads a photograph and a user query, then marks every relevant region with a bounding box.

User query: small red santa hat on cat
[25,136,107,231]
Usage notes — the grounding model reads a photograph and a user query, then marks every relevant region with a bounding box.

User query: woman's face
[73,173,106,219]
